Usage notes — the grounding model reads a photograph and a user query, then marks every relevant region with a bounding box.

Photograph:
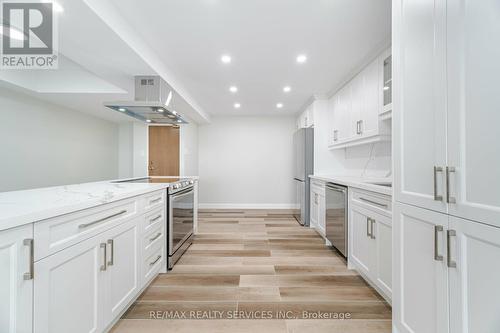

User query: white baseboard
[198,203,299,210]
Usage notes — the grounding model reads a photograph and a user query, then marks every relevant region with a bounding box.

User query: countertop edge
[310,175,393,196]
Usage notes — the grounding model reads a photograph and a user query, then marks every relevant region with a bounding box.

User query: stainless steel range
[113,177,195,269]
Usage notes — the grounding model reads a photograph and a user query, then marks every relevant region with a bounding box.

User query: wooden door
[446,0,500,228]
[34,234,105,333]
[393,0,448,214]
[148,126,180,176]
[393,202,449,333]
[0,224,33,333]
[449,216,500,333]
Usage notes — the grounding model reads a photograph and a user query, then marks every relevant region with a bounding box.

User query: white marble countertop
[310,175,392,196]
[0,177,196,232]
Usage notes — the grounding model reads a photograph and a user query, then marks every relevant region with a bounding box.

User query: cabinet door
[349,205,376,277]
[0,224,33,333]
[448,216,500,333]
[318,193,326,235]
[393,0,448,213]
[336,85,352,142]
[34,234,105,333]
[350,73,364,138]
[446,0,500,227]
[103,218,139,328]
[309,190,319,229]
[374,216,392,299]
[362,59,380,138]
[393,202,449,333]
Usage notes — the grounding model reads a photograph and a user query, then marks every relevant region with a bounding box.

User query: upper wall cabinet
[394,0,500,228]
[297,104,314,129]
[328,49,391,149]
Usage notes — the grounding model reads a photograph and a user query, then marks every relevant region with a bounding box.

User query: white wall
[312,99,392,178]
[180,118,199,177]
[198,116,296,208]
[0,88,119,192]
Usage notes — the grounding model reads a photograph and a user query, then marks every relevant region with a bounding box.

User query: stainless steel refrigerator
[293,127,314,226]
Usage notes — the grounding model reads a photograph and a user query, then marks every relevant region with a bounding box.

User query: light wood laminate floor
[111,209,392,333]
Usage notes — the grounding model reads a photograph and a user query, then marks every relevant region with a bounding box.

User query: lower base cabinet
[34,218,141,333]
[0,224,33,333]
[394,202,500,333]
[349,202,392,301]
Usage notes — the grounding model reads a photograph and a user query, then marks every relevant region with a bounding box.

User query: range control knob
[173,184,180,189]
[189,180,194,185]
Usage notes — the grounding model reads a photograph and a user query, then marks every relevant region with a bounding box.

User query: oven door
[168,187,194,255]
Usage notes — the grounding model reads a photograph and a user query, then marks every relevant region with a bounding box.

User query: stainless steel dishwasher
[325,183,348,257]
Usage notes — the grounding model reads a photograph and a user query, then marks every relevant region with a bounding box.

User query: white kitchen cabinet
[449,216,500,333]
[34,231,105,333]
[0,224,33,333]
[446,0,500,228]
[328,49,390,149]
[393,202,449,333]
[393,0,448,214]
[296,104,314,129]
[310,181,325,236]
[103,218,140,329]
[349,205,376,278]
[374,215,392,298]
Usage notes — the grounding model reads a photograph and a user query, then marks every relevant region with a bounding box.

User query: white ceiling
[106,0,391,116]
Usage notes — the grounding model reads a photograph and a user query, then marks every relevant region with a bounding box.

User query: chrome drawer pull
[446,167,456,204]
[434,225,444,261]
[366,218,371,237]
[433,166,444,201]
[149,232,162,243]
[149,214,162,224]
[370,219,376,239]
[149,255,162,266]
[107,239,114,266]
[447,230,457,268]
[23,239,34,280]
[100,243,107,271]
[149,197,162,205]
[78,210,127,229]
[359,197,388,208]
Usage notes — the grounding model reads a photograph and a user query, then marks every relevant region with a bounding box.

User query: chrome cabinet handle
[366,217,371,237]
[333,130,338,141]
[446,167,456,204]
[370,219,376,239]
[107,239,114,266]
[149,232,162,243]
[358,120,363,134]
[433,166,444,201]
[314,193,318,205]
[447,230,457,268]
[149,214,162,224]
[356,121,360,134]
[150,197,162,205]
[100,243,107,271]
[149,255,162,266]
[78,210,127,229]
[434,225,444,261]
[23,239,34,280]
[359,197,388,208]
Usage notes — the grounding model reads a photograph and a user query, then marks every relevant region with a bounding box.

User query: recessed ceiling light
[229,86,238,93]
[172,110,178,115]
[234,103,241,109]
[276,103,284,109]
[146,119,152,123]
[221,54,232,64]
[283,86,291,93]
[296,54,307,64]
[157,108,164,112]
[177,120,182,123]
[118,107,126,112]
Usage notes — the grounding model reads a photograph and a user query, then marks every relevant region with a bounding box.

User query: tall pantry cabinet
[393,0,500,333]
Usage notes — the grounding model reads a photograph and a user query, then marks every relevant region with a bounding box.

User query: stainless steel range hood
[104,76,187,124]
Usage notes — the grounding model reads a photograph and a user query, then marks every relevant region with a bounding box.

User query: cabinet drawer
[142,208,165,234]
[142,190,166,213]
[34,198,138,261]
[351,189,392,217]
[143,223,164,253]
[142,244,164,284]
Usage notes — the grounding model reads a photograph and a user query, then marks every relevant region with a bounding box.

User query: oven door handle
[171,187,194,197]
